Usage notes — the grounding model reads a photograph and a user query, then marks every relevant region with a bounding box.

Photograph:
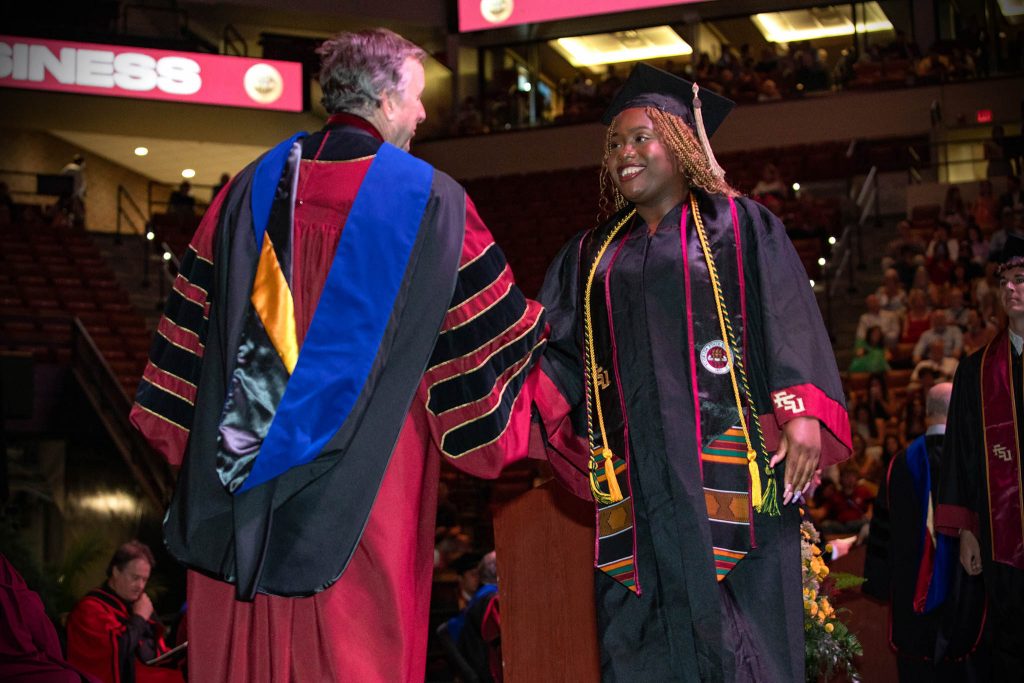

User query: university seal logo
[480,0,514,24]
[244,63,284,104]
[700,340,731,375]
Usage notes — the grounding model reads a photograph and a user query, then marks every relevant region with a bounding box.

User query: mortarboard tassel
[691,83,726,181]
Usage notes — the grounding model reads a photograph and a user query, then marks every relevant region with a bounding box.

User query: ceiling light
[551,26,692,68]
[134,146,149,156]
[996,0,1024,18]
[181,168,196,179]
[753,3,894,43]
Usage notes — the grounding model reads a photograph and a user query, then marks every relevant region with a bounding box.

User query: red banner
[0,35,303,112]
[459,0,701,32]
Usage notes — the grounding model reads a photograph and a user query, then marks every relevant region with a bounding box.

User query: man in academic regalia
[865,383,987,681]
[937,233,1024,679]
[129,28,552,682]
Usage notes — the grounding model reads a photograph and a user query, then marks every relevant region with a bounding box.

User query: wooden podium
[492,480,600,681]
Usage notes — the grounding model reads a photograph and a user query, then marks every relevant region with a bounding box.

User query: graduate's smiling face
[110,558,151,603]
[999,265,1024,319]
[605,108,685,210]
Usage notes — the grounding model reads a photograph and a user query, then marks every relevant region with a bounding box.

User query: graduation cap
[997,233,1024,274]
[602,63,735,179]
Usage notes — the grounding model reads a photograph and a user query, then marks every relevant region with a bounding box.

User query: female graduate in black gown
[536,65,851,681]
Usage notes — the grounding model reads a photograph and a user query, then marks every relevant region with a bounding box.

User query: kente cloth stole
[581,213,640,593]
[905,435,955,613]
[980,328,1024,570]
[217,137,433,493]
[681,200,760,581]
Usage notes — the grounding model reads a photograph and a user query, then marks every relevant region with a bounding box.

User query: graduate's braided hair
[599,107,738,220]
[647,107,738,198]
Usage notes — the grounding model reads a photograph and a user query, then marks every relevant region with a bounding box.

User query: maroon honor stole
[981,328,1024,570]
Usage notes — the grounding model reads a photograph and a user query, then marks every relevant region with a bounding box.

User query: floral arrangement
[802,519,864,682]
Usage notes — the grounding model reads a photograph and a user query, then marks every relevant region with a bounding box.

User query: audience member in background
[818,461,875,540]
[961,308,996,356]
[901,289,933,344]
[167,182,195,217]
[59,153,86,228]
[926,239,955,285]
[1000,174,1023,212]
[944,286,969,327]
[864,383,988,681]
[900,390,927,442]
[757,78,782,102]
[879,432,902,469]
[912,310,963,362]
[864,373,898,429]
[449,552,483,611]
[0,553,100,683]
[211,173,230,200]
[877,267,909,314]
[912,339,959,383]
[446,552,502,683]
[926,223,960,262]
[850,325,891,373]
[964,223,990,266]
[887,219,927,258]
[988,206,1023,262]
[971,179,999,231]
[852,404,880,445]
[941,186,968,229]
[911,265,940,305]
[849,431,884,485]
[855,294,900,346]
[66,541,182,683]
[749,163,786,204]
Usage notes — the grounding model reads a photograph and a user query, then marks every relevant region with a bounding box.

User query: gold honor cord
[690,194,778,515]
[583,209,636,505]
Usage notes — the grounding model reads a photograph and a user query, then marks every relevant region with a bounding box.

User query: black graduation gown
[538,192,850,682]
[938,344,1024,679]
[868,434,988,681]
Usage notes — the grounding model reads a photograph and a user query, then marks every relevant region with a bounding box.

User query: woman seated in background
[849,325,891,373]
[900,289,932,344]
[964,223,990,265]
[971,179,999,231]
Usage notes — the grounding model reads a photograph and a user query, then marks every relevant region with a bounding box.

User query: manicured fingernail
[769,455,781,467]
[801,481,812,494]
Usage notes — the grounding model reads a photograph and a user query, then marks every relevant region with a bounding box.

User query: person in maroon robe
[65,541,182,683]
[0,553,98,683]
[129,28,563,682]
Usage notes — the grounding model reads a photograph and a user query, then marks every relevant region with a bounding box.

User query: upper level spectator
[167,181,195,216]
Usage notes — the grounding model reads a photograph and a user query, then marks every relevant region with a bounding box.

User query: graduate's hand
[770,416,821,505]
[959,529,983,576]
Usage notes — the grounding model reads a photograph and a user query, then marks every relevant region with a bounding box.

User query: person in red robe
[129,28,568,682]
[65,541,182,683]
[0,553,99,683]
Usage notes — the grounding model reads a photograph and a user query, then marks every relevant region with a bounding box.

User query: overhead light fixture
[996,0,1024,18]
[134,146,149,156]
[551,26,692,68]
[752,3,894,43]
[181,168,196,179]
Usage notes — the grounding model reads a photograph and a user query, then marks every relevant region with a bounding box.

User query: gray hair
[317,28,426,116]
[478,551,498,584]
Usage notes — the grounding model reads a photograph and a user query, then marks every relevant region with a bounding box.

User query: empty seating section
[0,221,149,396]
